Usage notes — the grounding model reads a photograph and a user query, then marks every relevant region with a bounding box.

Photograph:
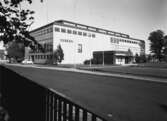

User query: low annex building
[28,20,145,65]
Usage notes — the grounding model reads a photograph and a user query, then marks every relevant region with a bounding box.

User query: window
[49,28,53,32]
[55,27,60,32]
[83,32,87,36]
[114,38,117,43]
[61,28,66,33]
[73,30,77,34]
[78,44,82,53]
[88,33,91,37]
[110,38,113,43]
[116,39,118,43]
[47,55,50,59]
[67,29,72,34]
[47,28,50,33]
[92,34,96,38]
[44,55,47,59]
[78,31,82,36]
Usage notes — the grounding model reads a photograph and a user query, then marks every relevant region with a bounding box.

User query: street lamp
[102,51,104,66]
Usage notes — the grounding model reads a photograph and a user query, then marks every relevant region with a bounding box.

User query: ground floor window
[78,44,82,53]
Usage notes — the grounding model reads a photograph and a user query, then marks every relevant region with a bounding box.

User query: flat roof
[30,20,144,42]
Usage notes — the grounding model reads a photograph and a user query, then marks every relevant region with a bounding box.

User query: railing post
[58,98,62,121]
[45,91,49,121]
[54,96,58,121]
[92,114,96,121]
[63,101,67,121]
[75,106,79,121]
[83,110,87,121]
[68,103,73,121]
[50,92,54,121]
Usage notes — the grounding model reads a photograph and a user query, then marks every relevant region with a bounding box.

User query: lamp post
[102,51,104,66]
[74,41,77,69]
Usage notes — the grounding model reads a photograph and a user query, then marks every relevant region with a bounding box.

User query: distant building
[28,20,145,65]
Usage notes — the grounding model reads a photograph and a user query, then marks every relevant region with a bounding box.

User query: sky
[18,0,167,53]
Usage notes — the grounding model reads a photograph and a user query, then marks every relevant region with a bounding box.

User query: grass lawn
[77,64,167,79]
[3,65,167,121]
[35,62,167,78]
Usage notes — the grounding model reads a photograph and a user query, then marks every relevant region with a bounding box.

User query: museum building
[27,20,145,65]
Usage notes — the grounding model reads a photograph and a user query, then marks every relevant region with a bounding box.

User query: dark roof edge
[129,37,145,42]
[29,20,145,42]
[54,20,130,37]
[30,21,55,33]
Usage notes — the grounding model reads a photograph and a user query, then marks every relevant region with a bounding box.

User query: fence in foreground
[0,65,107,121]
[45,88,107,121]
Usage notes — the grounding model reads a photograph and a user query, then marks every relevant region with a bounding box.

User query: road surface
[3,64,167,121]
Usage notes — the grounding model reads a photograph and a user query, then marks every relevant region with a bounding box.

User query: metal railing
[45,88,107,121]
[0,66,108,121]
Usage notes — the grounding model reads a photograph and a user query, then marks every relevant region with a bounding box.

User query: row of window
[30,44,82,60]
[36,37,53,42]
[55,27,96,38]
[30,54,52,60]
[60,39,73,43]
[110,37,139,44]
[29,43,53,53]
[31,27,53,37]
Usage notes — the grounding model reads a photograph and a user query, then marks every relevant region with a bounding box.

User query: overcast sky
[23,0,167,53]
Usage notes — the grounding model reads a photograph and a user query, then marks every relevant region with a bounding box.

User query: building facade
[28,20,145,65]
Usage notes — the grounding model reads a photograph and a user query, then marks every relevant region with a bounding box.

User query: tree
[163,35,167,62]
[135,53,146,63]
[53,45,64,64]
[0,0,43,51]
[6,41,25,62]
[148,30,164,61]
[127,48,133,63]
[135,53,140,63]
[140,54,146,63]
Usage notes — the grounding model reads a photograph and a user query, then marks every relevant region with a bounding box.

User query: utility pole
[102,51,104,66]
[40,0,48,24]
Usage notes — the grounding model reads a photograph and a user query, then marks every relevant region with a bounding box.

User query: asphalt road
[4,65,167,121]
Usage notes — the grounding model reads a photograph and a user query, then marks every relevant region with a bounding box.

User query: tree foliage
[53,44,64,64]
[148,30,164,61]
[6,41,25,62]
[135,53,146,63]
[0,0,43,51]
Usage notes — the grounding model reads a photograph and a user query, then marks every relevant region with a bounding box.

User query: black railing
[45,88,107,121]
[0,65,108,121]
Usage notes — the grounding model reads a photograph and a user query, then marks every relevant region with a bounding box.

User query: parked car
[22,59,33,64]
[0,59,9,64]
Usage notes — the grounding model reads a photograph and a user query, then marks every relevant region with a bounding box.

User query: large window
[61,28,66,33]
[83,32,87,36]
[73,30,77,34]
[78,31,82,36]
[55,27,60,32]
[67,29,72,34]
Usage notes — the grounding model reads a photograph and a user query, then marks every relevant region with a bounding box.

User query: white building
[28,20,145,65]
